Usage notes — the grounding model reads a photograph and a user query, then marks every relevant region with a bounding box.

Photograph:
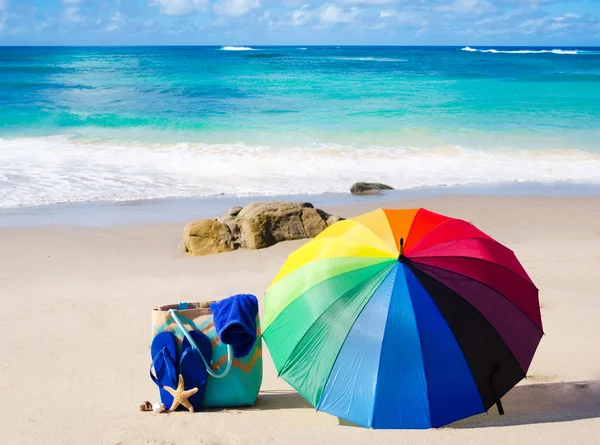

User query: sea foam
[220,46,255,51]
[462,47,580,55]
[1,137,600,208]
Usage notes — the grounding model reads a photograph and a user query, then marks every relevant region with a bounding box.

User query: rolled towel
[210,294,259,358]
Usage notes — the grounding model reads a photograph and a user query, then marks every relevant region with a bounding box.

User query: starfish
[164,375,198,412]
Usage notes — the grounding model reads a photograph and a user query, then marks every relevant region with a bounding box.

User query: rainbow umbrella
[262,208,542,429]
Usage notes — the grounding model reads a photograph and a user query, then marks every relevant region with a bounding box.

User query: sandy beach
[1,195,599,444]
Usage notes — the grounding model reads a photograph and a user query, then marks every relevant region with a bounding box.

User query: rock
[301,207,329,237]
[219,217,242,245]
[183,219,235,255]
[182,201,344,256]
[350,182,394,195]
[227,206,243,217]
[326,215,344,226]
[239,202,312,249]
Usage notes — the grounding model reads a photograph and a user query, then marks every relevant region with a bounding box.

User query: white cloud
[557,12,581,21]
[320,4,362,24]
[395,10,429,26]
[290,5,313,26]
[437,0,496,14]
[379,8,429,27]
[259,9,278,27]
[61,6,85,24]
[547,20,567,31]
[1,0,598,42]
[213,0,261,17]
[291,9,308,25]
[369,22,386,29]
[341,0,398,4]
[150,0,207,16]
[105,10,125,32]
[499,0,564,4]
[517,16,550,34]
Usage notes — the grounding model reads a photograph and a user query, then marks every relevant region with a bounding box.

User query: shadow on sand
[247,381,600,429]
[450,380,600,429]
[250,390,314,411]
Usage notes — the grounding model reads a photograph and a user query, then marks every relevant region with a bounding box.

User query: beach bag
[152,301,262,408]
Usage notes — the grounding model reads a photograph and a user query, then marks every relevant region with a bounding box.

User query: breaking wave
[220,46,255,51]
[2,136,600,208]
[461,47,581,55]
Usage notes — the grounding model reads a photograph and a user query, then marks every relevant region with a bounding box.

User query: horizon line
[1,44,599,48]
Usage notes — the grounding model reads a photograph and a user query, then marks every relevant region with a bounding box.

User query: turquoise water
[1,46,600,207]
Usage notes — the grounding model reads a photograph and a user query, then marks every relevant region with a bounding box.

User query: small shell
[152,401,166,413]
[139,401,153,412]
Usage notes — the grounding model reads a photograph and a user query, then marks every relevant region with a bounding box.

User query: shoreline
[2,181,600,228]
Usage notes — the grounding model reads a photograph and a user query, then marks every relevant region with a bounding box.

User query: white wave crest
[550,49,579,55]
[1,136,600,208]
[220,46,255,51]
[462,47,579,55]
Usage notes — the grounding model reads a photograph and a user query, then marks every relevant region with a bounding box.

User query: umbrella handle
[490,363,505,415]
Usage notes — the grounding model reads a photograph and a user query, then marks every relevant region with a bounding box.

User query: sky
[0,0,599,46]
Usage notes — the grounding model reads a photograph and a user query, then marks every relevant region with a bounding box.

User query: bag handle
[169,309,233,379]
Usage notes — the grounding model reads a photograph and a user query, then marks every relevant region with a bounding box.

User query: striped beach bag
[152,301,263,407]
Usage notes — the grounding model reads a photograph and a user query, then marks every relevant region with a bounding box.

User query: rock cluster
[183,202,344,256]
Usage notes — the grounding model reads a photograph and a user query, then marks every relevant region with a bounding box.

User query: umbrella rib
[398,268,434,427]
[406,218,492,254]
[286,237,396,265]
[408,237,532,283]
[318,264,399,418]
[277,251,394,283]
[351,209,401,254]
[345,218,398,254]
[278,263,396,397]
[369,268,398,426]
[306,267,393,400]
[408,235,497,256]
[409,254,538,291]
[408,259,544,337]
[264,257,396,332]
[406,263,529,404]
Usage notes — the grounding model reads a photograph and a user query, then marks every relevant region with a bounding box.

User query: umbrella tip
[398,237,405,262]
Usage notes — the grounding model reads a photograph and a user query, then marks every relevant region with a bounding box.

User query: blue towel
[210,294,259,358]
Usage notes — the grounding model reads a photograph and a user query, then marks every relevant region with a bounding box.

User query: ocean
[1,45,600,209]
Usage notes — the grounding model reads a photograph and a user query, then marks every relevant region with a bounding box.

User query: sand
[1,195,599,444]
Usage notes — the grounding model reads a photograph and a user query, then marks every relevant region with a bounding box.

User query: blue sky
[0,0,599,45]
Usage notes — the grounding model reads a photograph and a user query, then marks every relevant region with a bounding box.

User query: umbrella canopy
[262,208,542,429]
